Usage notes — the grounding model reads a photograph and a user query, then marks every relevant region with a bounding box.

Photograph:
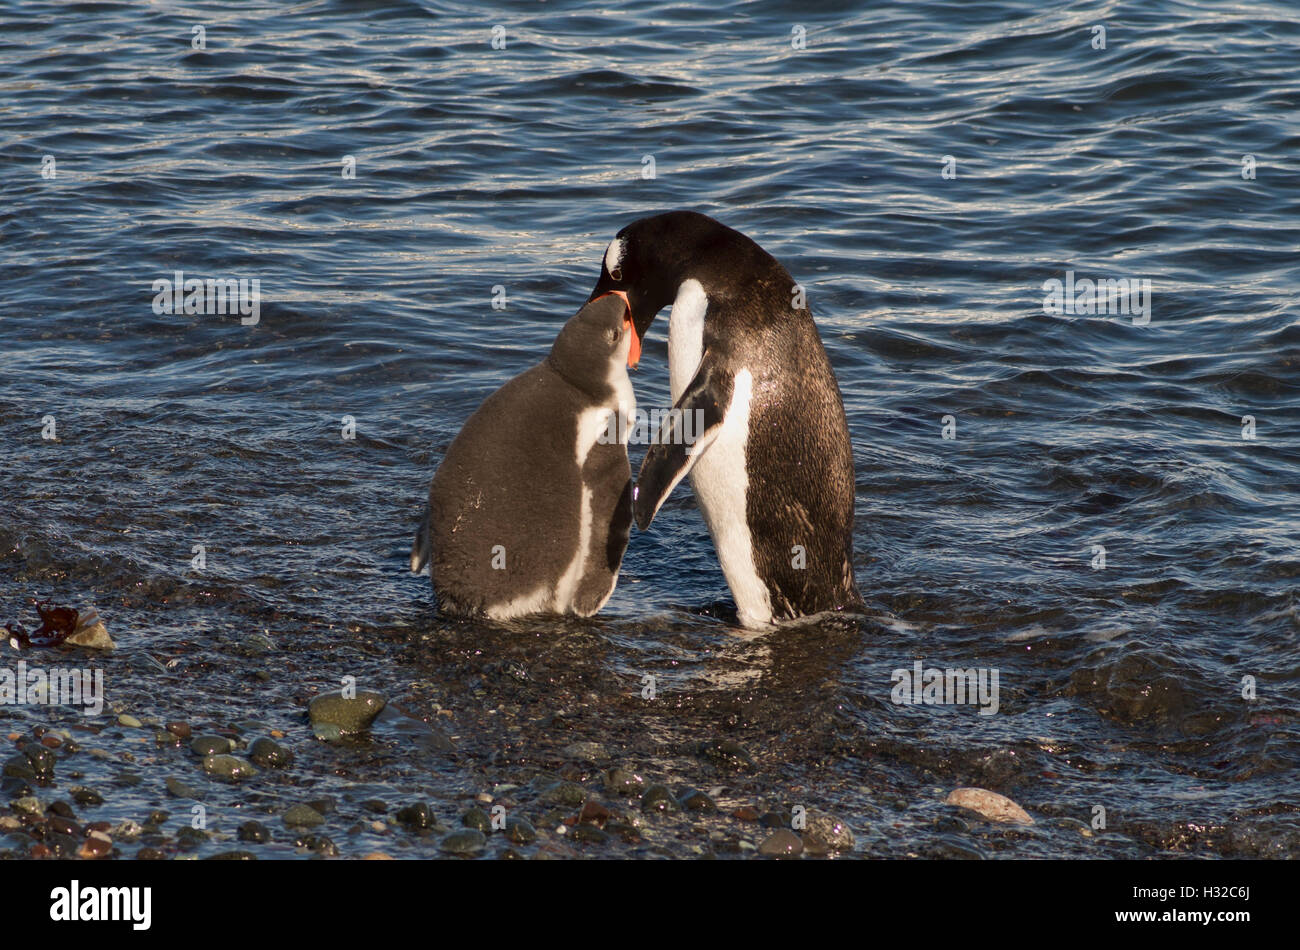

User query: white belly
[687,369,774,627]
[668,279,706,402]
[667,280,773,627]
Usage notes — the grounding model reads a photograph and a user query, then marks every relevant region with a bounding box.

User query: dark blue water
[1,0,1298,858]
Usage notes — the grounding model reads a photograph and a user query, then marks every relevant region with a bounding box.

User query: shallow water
[1,0,1298,858]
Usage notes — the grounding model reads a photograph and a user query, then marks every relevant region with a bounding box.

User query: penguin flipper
[633,353,730,530]
[410,507,431,573]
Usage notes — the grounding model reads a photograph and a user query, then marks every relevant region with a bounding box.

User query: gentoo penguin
[587,211,861,627]
[410,292,641,619]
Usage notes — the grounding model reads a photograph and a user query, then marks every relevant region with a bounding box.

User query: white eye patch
[604,237,625,276]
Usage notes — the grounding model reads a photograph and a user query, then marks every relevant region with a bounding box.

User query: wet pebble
[945,787,1034,825]
[177,826,209,848]
[283,804,325,828]
[396,802,432,829]
[440,829,486,855]
[540,781,586,807]
[49,816,81,837]
[461,807,492,834]
[697,739,756,773]
[758,829,803,857]
[2,756,36,782]
[570,825,608,844]
[606,821,642,844]
[248,736,292,768]
[297,834,338,856]
[308,690,386,737]
[24,747,56,780]
[306,797,335,816]
[78,831,112,859]
[70,786,103,806]
[12,796,43,817]
[165,722,192,740]
[201,754,257,782]
[239,820,272,843]
[802,810,856,852]
[561,741,608,764]
[117,714,142,729]
[67,610,114,650]
[603,768,646,797]
[112,819,144,840]
[191,735,233,757]
[641,784,680,814]
[504,817,536,844]
[677,788,717,813]
[48,833,80,858]
[578,800,614,824]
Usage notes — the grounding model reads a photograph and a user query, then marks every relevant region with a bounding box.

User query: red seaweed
[3,600,80,648]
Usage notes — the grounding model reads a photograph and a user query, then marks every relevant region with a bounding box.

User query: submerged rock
[12,796,43,817]
[201,755,257,782]
[248,736,293,768]
[561,741,608,764]
[283,804,325,828]
[603,768,646,797]
[3,756,37,782]
[308,690,387,737]
[697,739,756,773]
[66,608,115,650]
[191,735,233,757]
[461,807,493,834]
[641,784,679,814]
[945,787,1034,825]
[238,821,271,843]
[504,817,536,844]
[396,802,432,829]
[677,788,717,813]
[570,825,608,844]
[440,830,486,855]
[801,810,856,852]
[759,829,803,857]
[165,777,201,800]
[539,781,586,807]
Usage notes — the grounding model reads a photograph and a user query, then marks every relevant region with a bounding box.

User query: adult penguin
[588,211,862,628]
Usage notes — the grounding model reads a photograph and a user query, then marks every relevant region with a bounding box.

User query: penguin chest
[668,279,706,402]
[686,369,774,627]
[552,390,633,616]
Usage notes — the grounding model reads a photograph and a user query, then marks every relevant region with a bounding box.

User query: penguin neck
[545,353,627,407]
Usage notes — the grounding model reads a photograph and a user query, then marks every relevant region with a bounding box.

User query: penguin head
[588,210,729,341]
[547,291,639,398]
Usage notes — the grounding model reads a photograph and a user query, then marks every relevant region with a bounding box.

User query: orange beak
[597,289,640,369]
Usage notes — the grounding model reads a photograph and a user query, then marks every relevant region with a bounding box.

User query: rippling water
[1,0,1298,858]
